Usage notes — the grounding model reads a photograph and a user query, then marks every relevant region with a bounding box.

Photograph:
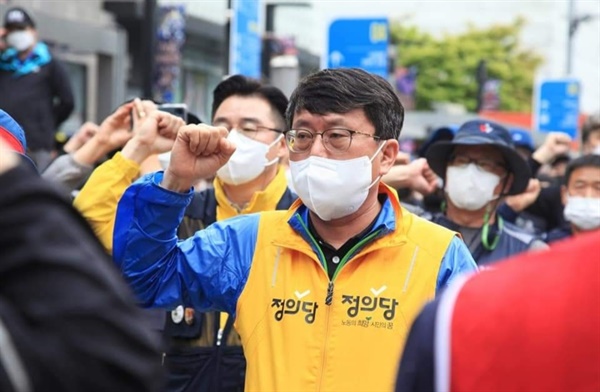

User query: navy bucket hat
[425,119,531,195]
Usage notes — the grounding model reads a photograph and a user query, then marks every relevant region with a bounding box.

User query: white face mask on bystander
[564,196,600,231]
[6,31,35,52]
[216,130,282,185]
[445,163,501,211]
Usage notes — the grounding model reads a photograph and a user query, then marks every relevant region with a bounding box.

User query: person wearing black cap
[0,7,74,171]
[425,119,547,265]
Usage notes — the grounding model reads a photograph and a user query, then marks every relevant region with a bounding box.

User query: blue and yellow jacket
[114,172,477,391]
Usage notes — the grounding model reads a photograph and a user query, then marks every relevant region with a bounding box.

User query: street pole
[566,0,575,75]
[142,0,157,99]
[476,59,487,113]
[224,0,232,76]
[262,4,276,80]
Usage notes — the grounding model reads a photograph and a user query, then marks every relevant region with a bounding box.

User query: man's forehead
[213,95,273,121]
[292,108,368,127]
[570,167,600,182]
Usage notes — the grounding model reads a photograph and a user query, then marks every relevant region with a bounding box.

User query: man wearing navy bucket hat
[426,119,547,265]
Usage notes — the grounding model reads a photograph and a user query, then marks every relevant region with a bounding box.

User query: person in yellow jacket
[76,77,296,392]
[113,68,478,391]
[163,76,295,392]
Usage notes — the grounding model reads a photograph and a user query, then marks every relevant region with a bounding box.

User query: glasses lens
[286,130,312,152]
[323,128,352,152]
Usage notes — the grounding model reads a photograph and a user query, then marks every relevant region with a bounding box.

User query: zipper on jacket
[216,328,224,346]
[317,300,332,391]
[325,281,334,306]
[318,228,383,389]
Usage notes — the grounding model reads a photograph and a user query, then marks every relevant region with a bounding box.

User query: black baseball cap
[426,119,532,195]
[3,7,35,29]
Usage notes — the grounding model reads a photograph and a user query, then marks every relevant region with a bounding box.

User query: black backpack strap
[178,189,215,240]
[275,187,296,210]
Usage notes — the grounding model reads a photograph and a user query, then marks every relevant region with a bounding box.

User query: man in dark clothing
[425,120,547,265]
[0,137,162,391]
[0,7,74,170]
[546,154,600,243]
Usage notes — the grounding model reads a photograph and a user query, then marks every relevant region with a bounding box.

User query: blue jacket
[114,172,476,314]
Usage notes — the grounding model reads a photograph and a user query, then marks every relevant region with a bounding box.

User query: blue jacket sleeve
[435,236,477,293]
[497,202,519,224]
[113,172,258,315]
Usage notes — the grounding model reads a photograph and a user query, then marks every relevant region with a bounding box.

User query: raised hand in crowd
[62,121,100,154]
[532,132,572,165]
[382,157,438,196]
[504,178,542,213]
[161,124,236,192]
[121,99,185,165]
[42,99,153,192]
[72,99,183,254]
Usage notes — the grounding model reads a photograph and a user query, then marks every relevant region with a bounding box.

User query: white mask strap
[366,141,387,190]
[370,140,387,162]
[265,133,284,167]
[268,133,284,148]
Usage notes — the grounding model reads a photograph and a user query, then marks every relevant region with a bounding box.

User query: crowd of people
[1,6,599,392]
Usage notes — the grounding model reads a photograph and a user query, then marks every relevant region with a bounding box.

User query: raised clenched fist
[161,124,236,192]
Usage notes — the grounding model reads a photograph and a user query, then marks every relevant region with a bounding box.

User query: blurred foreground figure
[0,139,162,392]
[396,230,600,392]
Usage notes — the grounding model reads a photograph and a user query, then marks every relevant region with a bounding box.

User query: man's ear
[276,134,287,159]
[379,139,399,176]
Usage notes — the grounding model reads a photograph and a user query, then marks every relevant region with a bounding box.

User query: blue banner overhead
[229,0,262,78]
[534,79,580,139]
[325,18,389,78]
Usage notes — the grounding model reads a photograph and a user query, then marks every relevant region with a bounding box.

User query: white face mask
[6,31,35,52]
[592,145,600,156]
[216,130,282,185]
[445,163,501,211]
[290,142,385,221]
[564,196,600,231]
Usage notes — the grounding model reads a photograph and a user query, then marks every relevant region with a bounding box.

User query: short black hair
[564,154,600,185]
[582,114,600,144]
[286,68,404,140]
[211,75,288,130]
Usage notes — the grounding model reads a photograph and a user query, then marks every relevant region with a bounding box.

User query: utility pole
[475,59,487,113]
[142,0,157,99]
[566,0,575,75]
[566,0,598,75]
[224,0,232,76]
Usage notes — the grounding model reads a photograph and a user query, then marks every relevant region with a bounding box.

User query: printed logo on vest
[340,286,398,330]
[271,289,319,324]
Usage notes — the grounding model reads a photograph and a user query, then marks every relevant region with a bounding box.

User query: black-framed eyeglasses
[284,128,380,154]
[448,154,508,174]
[213,121,282,140]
